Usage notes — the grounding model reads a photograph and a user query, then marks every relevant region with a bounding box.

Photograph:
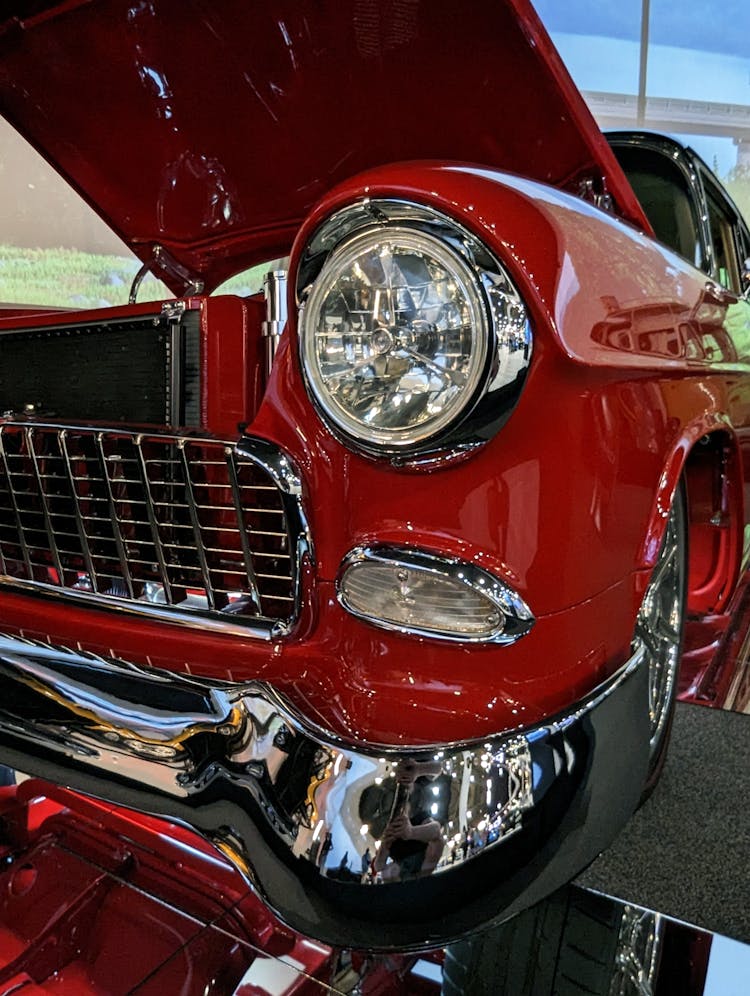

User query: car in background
[0,0,748,955]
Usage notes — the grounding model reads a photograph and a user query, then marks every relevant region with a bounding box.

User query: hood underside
[0,0,648,293]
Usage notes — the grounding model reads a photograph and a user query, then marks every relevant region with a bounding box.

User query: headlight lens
[299,226,490,449]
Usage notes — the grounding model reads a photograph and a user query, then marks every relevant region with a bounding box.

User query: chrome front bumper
[0,632,650,950]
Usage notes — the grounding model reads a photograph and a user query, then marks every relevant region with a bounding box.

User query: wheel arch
[642,418,743,617]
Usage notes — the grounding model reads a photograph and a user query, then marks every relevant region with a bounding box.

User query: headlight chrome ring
[297,200,531,458]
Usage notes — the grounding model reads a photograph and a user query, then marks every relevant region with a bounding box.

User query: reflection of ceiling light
[430,803,439,816]
[360,824,369,836]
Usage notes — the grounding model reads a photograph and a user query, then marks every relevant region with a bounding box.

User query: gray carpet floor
[577,702,749,943]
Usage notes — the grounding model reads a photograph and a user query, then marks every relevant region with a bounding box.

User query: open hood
[0,0,648,293]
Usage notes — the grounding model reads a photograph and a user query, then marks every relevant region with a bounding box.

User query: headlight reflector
[300,226,489,449]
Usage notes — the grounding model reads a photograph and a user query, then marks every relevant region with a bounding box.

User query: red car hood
[0,0,648,293]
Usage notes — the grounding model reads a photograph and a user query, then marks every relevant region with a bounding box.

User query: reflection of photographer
[364,758,445,883]
[376,812,443,882]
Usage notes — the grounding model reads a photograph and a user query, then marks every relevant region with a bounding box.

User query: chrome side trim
[235,434,312,629]
[0,631,646,947]
[337,545,534,644]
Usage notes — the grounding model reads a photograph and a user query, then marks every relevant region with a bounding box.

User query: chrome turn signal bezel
[336,545,534,645]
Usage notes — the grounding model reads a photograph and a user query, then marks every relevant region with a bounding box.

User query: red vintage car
[0,0,748,954]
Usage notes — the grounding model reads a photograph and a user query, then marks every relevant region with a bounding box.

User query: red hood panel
[0,0,647,291]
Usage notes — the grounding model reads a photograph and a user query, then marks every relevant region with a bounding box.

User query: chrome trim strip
[94,431,135,599]
[177,438,216,611]
[235,434,313,629]
[0,580,281,639]
[0,427,33,578]
[59,429,101,595]
[225,446,263,615]
[0,423,311,639]
[132,432,176,606]
[24,425,65,583]
[337,545,534,644]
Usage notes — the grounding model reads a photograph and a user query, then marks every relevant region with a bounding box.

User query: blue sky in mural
[534,1,750,176]
[534,1,749,58]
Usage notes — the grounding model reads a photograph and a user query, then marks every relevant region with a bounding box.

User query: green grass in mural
[0,245,167,309]
[0,245,275,309]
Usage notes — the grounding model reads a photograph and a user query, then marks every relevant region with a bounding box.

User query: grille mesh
[0,424,295,624]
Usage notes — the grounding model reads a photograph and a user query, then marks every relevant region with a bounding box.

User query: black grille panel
[0,424,295,626]
[0,310,200,427]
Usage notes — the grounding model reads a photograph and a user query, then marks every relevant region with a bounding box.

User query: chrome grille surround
[0,422,310,639]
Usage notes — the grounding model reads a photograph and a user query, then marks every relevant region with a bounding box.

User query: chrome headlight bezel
[296,199,532,459]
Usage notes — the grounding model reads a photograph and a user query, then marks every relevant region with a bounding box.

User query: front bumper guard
[0,632,650,950]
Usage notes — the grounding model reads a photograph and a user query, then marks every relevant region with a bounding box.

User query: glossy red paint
[0,167,747,744]
[0,0,649,293]
[275,163,749,598]
[0,0,748,961]
[0,573,645,746]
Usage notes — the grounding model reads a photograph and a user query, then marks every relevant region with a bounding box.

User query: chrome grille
[0,423,299,630]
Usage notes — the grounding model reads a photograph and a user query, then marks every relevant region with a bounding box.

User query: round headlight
[299,225,490,450]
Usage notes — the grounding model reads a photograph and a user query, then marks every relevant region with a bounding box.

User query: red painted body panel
[0,0,748,965]
[0,0,648,292]
[0,171,747,744]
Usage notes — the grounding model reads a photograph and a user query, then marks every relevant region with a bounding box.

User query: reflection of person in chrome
[371,758,444,883]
